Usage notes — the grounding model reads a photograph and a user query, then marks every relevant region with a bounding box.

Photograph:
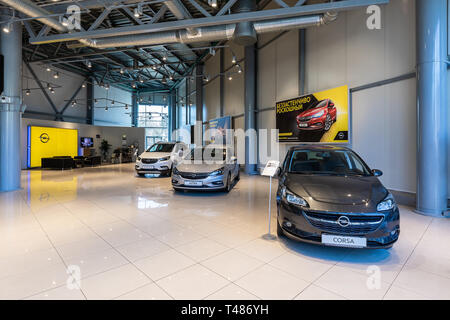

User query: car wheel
[324,114,332,131]
[225,173,232,193]
[277,221,285,238]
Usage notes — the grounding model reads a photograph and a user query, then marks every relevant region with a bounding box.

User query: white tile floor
[0,163,448,300]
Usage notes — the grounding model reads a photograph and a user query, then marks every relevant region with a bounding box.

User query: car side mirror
[372,169,383,177]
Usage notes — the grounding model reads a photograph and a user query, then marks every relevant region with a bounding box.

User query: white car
[135,141,188,177]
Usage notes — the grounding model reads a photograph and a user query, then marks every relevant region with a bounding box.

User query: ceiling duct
[164,0,199,36]
[1,0,334,49]
[232,0,257,46]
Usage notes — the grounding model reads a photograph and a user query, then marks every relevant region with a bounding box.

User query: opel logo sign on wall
[337,216,350,227]
[40,133,50,143]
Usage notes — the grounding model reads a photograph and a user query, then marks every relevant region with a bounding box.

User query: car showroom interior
[0,0,449,306]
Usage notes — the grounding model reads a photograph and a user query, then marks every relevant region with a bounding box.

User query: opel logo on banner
[40,133,50,143]
[337,216,350,227]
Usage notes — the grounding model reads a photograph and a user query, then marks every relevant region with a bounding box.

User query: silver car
[172,146,240,192]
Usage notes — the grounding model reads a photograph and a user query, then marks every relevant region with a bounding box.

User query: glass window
[288,149,371,176]
[185,148,227,161]
[146,143,175,153]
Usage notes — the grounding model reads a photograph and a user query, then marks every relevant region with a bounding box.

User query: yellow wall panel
[28,126,78,168]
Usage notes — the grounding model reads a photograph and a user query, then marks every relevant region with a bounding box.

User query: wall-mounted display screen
[27,126,78,168]
[80,137,94,148]
[276,85,349,143]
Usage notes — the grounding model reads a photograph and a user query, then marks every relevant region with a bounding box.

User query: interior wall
[20,118,145,169]
[23,63,87,123]
[93,85,132,127]
[203,0,421,194]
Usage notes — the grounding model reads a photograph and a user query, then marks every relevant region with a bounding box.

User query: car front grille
[303,210,384,235]
[180,172,210,180]
[298,116,312,122]
[142,158,158,164]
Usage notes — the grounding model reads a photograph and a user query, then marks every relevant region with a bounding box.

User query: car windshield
[146,143,174,153]
[288,149,371,176]
[184,147,227,161]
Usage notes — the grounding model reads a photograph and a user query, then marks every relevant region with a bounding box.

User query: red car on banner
[296,99,337,132]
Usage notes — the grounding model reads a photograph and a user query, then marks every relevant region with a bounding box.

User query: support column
[416,0,448,216]
[86,77,93,125]
[0,18,22,192]
[194,63,204,147]
[219,48,225,117]
[169,90,177,141]
[244,45,258,175]
[131,92,138,127]
[298,29,306,95]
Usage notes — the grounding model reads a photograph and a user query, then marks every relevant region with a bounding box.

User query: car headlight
[311,110,325,118]
[209,168,224,176]
[377,193,396,212]
[173,167,180,175]
[159,156,170,162]
[281,187,308,207]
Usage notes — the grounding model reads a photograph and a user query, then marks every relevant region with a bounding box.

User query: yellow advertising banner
[27,126,78,168]
[276,85,349,143]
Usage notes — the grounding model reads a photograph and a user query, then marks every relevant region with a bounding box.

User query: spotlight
[204,75,210,82]
[228,74,233,81]
[151,65,157,70]
[53,72,59,79]
[50,88,55,94]
[82,82,86,88]
[125,104,128,110]
[132,82,136,88]
[47,83,52,90]
[87,60,92,68]
[120,68,124,74]
[111,100,115,105]
[139,77,144,83]
[46,67,51,72]
[104,84,110,90]
[208,0,217,8]
[94,99,98,104]
[163,96,166,101]
[237,65,242,74]
[161,77,167,84]
[169,75,173,80]
[72,100,77,106]
[105,106,108,111]
[2,22,11,33]
[25,89,31,96]
[133,4,142,18]
[162,53,168,61]
[209,48,215,56]
[232,55,237,64]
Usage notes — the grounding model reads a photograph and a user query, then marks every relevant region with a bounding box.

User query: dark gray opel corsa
[276,145,400,249]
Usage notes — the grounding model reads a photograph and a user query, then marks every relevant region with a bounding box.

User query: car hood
[298,107,326,118]
[139,152,170,159]
[284,174,387,211]
[176,162,225,173]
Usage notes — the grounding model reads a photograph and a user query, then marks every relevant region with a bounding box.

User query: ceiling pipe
[1,0,334,49]
[164,0,199,35]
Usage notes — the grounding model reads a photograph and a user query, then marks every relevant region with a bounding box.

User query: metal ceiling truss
[6,0,389,94]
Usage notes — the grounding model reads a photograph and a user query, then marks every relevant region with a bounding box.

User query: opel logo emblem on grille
[337,216,350,227]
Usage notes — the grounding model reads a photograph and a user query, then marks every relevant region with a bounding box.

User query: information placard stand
[261,160,280,241]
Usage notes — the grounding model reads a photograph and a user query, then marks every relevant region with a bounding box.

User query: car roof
[288,144,351,152]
